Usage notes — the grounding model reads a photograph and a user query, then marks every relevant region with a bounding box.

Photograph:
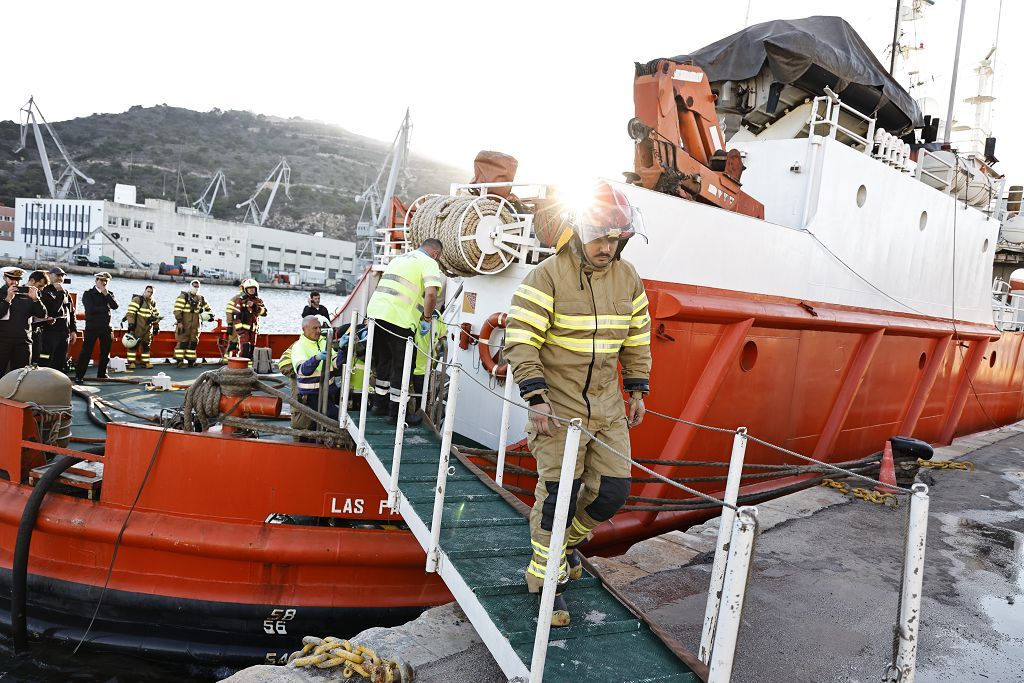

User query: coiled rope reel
[406,193,529,276]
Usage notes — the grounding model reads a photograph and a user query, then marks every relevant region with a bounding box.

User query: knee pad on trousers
[540,479,582,532]
[584,476,630,522]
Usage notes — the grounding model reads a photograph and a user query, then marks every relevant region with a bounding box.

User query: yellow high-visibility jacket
[366,249,443,331]
[504,238,651,427]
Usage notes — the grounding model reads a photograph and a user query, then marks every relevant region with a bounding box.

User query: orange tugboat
[2,15,1023,674]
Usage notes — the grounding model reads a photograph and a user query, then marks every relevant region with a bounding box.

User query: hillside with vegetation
[0,105,467,240]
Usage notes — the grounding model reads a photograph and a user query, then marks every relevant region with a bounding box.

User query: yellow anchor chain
[821,479,899,507]
[288,636,409,682]
[917,458,975,471]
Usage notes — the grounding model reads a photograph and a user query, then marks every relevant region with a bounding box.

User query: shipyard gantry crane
[355,108,411,267]
[193,169,229,216]
[14,96,96,200]
[236,158,290,226]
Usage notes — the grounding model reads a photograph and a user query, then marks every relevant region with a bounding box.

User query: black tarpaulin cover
[665,16,923,133]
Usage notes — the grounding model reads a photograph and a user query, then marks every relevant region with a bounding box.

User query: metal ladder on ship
[329,314,764,683]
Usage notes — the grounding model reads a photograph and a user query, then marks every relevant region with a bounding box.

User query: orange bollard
[875,440,898,493]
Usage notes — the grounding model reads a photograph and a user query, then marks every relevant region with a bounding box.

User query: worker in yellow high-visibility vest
[365,238,444,426]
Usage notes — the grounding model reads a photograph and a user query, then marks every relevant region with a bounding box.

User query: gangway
[331,315,769,682]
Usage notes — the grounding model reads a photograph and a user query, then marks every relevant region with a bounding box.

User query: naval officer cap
[1,266,25,279]
[95,271,112,281]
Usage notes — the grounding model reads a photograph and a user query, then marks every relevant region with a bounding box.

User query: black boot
[537,590,571,628]
[371,395,390,416]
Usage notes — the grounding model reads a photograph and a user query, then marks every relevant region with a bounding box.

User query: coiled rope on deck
[180,366,351,447]
[407,194,517,276]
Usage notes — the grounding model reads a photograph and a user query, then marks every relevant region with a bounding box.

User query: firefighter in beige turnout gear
[173,279,214,366]
[504,181,651,627]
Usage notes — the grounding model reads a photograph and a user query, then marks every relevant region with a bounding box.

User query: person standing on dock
[74,272,118,383]
[124,285,161,369]
[302,291,330,320]
[0,266,46,374]
[505,181,651,627]
[39,267,76,371]
[173,279,213,368]
[365,238,444,426]
[226,279,267,361]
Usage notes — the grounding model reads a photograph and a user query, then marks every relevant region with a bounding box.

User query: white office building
[12,185,355,283]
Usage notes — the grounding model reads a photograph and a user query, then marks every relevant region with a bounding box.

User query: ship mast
[943,0,968,144]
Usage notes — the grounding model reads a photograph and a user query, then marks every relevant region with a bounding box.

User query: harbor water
[62,279,348,335]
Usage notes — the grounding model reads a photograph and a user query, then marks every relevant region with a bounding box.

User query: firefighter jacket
[173,291,211,343]
[228,294,267,334]
[366,250,443,331]
[504,237,651,428]
[124,295,160,341]
[40,285,76,335]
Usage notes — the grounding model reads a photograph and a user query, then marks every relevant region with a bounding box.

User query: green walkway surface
[349,411,701,682]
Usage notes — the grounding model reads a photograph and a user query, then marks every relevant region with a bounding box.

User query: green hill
[0,104,466,240]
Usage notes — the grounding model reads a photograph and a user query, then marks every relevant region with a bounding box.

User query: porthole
[919,211,928,231]
[856,185,867,207]
[982,239,989,252]
[990,351,998,368]
[740,340,758,372]
[918,352,927,370]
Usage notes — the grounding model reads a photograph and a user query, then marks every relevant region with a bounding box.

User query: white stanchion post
[421,318,434,408]
[494,376,515,487]
[426,364,460,573]
[388,338,415,509]
[707,506,759,683]
[699,427,748,663]
[357,319,376,453]
[529,418,582,683]
[318,325,333,418]
[339,311,358,429]
[885,483,930,683]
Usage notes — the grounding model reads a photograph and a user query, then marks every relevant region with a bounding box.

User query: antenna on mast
[13,96,96,199]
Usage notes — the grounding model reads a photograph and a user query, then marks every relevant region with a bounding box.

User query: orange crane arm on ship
[629,60,765,219]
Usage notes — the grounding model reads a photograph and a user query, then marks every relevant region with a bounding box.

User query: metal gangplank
[334,315,709,682]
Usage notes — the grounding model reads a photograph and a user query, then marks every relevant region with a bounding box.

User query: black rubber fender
[12,448,101,653]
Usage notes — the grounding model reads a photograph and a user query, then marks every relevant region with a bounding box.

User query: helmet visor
[576,206,648,246]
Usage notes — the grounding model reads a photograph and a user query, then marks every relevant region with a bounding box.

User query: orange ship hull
[2,278,1021,667]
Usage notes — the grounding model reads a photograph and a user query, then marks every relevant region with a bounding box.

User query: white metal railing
[914,148,956,192]
[338,312,932,682]
[807,94,876,156]
[991,280,1024,332]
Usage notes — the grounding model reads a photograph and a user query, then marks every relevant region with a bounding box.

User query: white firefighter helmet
[122,333,139,349]
[240,278,259,292]
[200,311,215,322]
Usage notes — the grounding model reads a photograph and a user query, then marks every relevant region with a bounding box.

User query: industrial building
[9,185,355,283]
[0,204,14,243]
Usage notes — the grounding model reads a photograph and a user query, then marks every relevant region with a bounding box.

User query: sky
[2,0,1020,188]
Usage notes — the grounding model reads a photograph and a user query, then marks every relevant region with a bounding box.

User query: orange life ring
[479,312,508,378]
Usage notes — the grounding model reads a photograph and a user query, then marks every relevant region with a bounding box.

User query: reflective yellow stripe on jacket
[366,250,444,331]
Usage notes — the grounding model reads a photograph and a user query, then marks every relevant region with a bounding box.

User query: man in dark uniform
[0,266,46,374]
[27,270,48,364]
[74,272,118,383]
[39,266,77,371]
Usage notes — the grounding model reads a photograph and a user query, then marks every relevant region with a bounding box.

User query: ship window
[918,352,927,370]
[740,340,758,372]
[990,350,998,368]
[856,185,867,208]
[982,239,989,252]
[919,211,927,231]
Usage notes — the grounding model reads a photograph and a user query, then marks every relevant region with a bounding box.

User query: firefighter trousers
[524,416,632,593]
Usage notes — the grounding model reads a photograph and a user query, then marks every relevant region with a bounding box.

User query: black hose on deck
[12,446,103,653]
[71,389,109,430]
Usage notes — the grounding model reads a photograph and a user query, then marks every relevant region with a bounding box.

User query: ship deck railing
[321,311,925,683]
